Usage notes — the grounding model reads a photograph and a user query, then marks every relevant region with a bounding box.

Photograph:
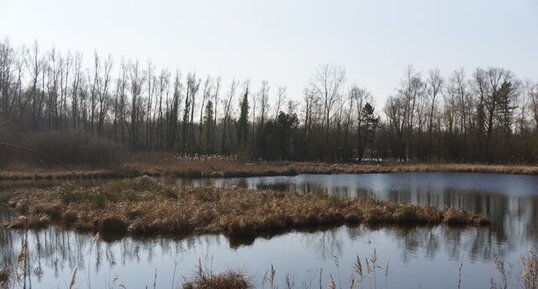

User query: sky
[1,0,537,108]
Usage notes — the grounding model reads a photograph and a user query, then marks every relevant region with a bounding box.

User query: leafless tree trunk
[97,56,112,136]
[427,69,443,153]
[212,77,221,152]
[129,61,144,150]
[221,80,236,153]
[274,86,287,118]
[311,64,346,145]
[198,76,211,152]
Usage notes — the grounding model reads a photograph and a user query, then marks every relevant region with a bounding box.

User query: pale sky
[1,0,537,108]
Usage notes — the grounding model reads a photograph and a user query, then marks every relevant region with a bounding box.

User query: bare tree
[156,68,170,149]
[212,77,221,152]
[97,55,113,136]
[384,95,406,160]
[351,86,373,161]
[129,61,144,149]
[221,80,236,153]
[144,61,156,149]
[258,80,270,129]
[529,82,538,131]
[426,69,444,149]
[198,76,212,152]
[28,41,44,130]
[274,86,287,118]
[0,39,15,119]
[71,53,83,130]
[167,70,182,151]
[310,64,346,143]
[182,73,200,152]
[396,66,425,160]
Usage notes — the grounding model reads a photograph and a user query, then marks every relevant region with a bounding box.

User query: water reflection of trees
[340,225,504,263]
[0,226,229,280]
[303,228,344,260]
[0,223,533,288]
[187,176,538,250]
[383,188,538,250]
[270,224,521,265]
[2,174,538,287]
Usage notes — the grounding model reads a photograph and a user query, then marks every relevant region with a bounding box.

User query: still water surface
[1,172,538,289]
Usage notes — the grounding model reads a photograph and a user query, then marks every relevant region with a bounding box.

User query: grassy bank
[292,162,538,175]
[0,156,298,181]
[3,178,488,237]
[1,154,538,181]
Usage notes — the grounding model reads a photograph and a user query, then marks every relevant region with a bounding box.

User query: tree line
[1,38,538,163]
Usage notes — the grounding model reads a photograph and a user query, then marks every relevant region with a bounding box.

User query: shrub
[1,131,118,168]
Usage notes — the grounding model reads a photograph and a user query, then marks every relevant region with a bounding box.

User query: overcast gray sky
[1,0,537,107]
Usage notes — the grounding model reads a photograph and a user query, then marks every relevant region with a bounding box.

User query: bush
[1,131,118,168]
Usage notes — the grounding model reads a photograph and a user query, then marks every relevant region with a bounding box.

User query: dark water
[1,173,538,289]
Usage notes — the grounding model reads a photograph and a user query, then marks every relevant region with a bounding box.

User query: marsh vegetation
[3,178,488,238]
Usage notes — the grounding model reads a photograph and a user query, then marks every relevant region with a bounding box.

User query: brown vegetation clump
[2,158,538,181]
[6,215,51,229]
[444,208,489,226]
[0,267,9,287]
[3,178,489,237]
[292,162,538,176]
[183,267,250,289]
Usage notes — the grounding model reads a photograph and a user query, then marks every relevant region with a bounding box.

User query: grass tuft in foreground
[4,178,489,237]
[183,265,250,289]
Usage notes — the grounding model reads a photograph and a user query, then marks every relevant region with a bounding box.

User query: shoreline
[1,162,538,181]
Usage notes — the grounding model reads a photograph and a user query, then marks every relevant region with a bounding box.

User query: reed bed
[292,162,538,175]
[3,178,488,237]
[2,156,537,181]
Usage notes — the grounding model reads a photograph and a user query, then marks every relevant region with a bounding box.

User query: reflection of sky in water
[1,172,538,288]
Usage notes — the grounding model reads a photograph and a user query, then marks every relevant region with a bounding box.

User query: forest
[1,38,538,165]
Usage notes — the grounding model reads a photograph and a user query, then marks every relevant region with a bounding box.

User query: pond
[1,172,538,289]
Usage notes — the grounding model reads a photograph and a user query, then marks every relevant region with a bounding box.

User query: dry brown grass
[122,153,297,178]
[521,252,538,289]
[0,154,295,180]
[3,178,489,237]
[1,153,537,181]
[183,266,250,289]
[292,162,538,175]
[490,251,538,289]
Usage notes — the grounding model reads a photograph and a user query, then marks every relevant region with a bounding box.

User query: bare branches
[0,37,537,164]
